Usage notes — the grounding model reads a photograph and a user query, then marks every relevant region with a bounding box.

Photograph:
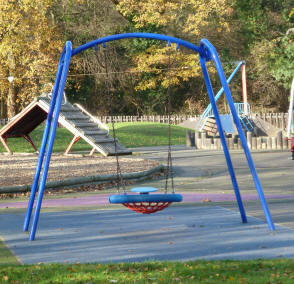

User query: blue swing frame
[23,32,275,241]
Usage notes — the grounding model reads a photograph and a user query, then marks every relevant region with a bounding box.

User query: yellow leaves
[117,0,233,38]
[130,41,202,92]
[0,0,62,108]
[118,0,179,28]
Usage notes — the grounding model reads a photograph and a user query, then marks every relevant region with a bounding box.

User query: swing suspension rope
[103,45,126,194]
[165,43,178,195]
[107,42,182,213]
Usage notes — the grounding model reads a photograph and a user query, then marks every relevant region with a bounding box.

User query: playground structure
[0,95,131,156]
[182,61,288,151]
[286,78,294,159]
[196,61,254,135]
[22,32,275,241]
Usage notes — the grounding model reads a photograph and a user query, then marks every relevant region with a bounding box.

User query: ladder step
[83,130,109,135]
[72,122,102,128]
[87,136,115,143]
[60,114,89,120]
[60,107,78,112]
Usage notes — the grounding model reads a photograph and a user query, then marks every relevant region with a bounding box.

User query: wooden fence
[96,115,198,125]
[0,115,197,127]
[186,130,291,151]
[252,113,288,131]
[0,113,292,129]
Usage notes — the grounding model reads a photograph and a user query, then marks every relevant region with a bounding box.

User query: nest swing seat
[109,187,183,214]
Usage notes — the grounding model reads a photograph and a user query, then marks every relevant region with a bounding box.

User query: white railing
[74,103,109,134]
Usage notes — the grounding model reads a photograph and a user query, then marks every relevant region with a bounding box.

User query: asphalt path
[1,146,294,263]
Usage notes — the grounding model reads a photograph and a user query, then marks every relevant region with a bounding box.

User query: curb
[0,164,165,194]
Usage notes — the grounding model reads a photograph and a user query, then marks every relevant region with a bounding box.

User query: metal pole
[286,78,294,138]
[199,53,247,224]
[241,63,248,115]
[28,42,72,240]
[201,39,275,231]
[201,61,244,118]
[23,51,65,232]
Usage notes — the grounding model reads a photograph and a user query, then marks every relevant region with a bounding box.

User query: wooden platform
[0,96,131,156]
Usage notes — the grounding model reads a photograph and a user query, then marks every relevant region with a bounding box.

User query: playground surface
[1,146,294,263]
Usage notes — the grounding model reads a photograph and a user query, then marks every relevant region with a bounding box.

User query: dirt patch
[0,153,159,189]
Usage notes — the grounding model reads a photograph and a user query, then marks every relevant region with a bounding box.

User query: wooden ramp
[0,96,131,156]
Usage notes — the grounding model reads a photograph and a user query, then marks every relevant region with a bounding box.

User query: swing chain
[164,43,178,194]
[103,46,126,193]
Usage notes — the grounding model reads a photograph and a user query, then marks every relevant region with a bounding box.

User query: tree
[0,0,62,118]
[52,0,130,115]
[110,0,243,114]
[235,0,294,111]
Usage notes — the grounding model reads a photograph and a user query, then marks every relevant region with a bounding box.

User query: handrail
[200,61,244,119]
[233,103,251,116]
[74,103,109,134]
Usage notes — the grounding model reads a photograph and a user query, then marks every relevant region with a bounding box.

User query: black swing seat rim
[109,193,183,204]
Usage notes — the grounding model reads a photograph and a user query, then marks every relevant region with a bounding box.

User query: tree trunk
[7,52,16,119]
[7,81,15,119]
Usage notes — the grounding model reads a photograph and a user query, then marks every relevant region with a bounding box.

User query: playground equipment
[23,33,275,241]
[109,187,183,213]
[286,78,294,159]
[0,95,131,156]
[198,61,254,134]
[108,43,182,213]
[286,78,294,138]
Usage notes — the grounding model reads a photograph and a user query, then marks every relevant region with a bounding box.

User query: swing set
[23,33,275,241]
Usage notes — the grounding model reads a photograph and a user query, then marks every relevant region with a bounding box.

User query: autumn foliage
[0,0,293,117]
[0,0,62,117]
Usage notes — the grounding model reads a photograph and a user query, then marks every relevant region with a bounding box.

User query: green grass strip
[0,239,19,265]
[0,123,192,153]
[1,259,294,283]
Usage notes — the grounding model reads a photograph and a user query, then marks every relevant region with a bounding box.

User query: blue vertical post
[28,41,73,240]
[23,51,65,232]
[200,39,274,231]
[199,53,247,224]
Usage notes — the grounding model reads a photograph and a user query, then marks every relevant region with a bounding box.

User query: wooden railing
[252,113,288,130]
[95,115,199,125]
[0,113,292,130]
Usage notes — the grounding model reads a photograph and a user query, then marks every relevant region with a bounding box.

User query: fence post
[186,131,195,147]
[276,131,283,150]
[252,137,257,150]
[267,137,272,150]
[247,131,252,149]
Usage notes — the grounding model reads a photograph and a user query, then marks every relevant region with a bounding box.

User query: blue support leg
[199,54,248,224]
[200,39,275,231]
[23,57,64,232]
[29,42,72,240]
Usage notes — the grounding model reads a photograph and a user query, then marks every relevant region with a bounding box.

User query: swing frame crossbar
[23,32,275,241]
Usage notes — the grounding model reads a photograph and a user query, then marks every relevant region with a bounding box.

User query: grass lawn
[0,239,18,265]
[1,259,294,283]
[0,122,191,153]
[3,122,293,282]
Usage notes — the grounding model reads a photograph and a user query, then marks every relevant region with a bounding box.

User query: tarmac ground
[1,146,294,263]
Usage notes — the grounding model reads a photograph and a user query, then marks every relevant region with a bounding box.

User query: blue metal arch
[23,32,275,241]
[71,32,201,56]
